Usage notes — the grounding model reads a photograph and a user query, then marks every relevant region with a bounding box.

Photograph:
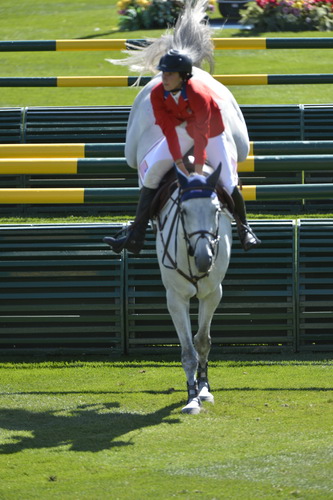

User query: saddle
[150,164,235,218]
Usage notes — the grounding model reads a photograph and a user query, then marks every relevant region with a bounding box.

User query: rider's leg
[230,185,262,251]
[104,131,193,254]
[206,133,261,251]
[103,185,158,254]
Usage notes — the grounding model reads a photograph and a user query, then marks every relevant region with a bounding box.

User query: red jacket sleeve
[150,85,183,161]
[185,86,211,165]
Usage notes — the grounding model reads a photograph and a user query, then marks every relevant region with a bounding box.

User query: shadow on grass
[77,29,121,39]
[0,401,181,454]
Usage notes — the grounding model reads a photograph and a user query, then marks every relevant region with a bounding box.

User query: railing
[1,74,333,87]
[1,37,333,51]
[0,220,332,353]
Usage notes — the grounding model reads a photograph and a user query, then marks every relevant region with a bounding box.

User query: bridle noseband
[180,206,221,260]
[157,183,222,290]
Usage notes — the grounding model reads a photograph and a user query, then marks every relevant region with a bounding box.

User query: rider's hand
[175,159,189,176]
[195,164,203,175]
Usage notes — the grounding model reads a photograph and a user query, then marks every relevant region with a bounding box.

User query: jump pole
[0,184,332,203]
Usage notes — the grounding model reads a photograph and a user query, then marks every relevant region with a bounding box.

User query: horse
[153,165,233,414]
[123,67,249,412]
[109,0,250,413]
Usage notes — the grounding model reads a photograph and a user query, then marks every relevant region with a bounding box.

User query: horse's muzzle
[194,245,213,273]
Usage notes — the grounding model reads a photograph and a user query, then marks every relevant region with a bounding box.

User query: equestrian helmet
[157,49,192,75]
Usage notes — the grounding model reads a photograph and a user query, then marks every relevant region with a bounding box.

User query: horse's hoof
[198,386,214,403]
[181,397,201,415]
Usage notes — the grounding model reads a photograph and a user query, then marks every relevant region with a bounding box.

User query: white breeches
[139,127,238,195]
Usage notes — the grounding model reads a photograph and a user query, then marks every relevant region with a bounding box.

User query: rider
[104,49,261,254]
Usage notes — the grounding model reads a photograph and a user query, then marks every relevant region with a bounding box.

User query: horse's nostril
[195,254,213,273]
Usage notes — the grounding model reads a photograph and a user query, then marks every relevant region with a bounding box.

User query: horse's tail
[106,0,214,79]
[172,0,214,72]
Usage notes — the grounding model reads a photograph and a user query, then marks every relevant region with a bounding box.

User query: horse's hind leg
[194,284,222,404]
[166,288,201,414]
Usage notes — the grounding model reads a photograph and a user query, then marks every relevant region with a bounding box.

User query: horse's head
[176,165,222,274]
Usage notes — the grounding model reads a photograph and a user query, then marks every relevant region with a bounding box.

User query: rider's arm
[186,86,212,166]
[151,85,184,162]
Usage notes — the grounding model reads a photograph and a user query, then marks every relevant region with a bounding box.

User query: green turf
[0,356,332,499]
[0,5,332,498]
[0,1,332,107]
[0,212,333,226]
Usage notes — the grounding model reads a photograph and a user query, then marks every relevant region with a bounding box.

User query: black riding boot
[231,186,261,251]
[103,186,157,254]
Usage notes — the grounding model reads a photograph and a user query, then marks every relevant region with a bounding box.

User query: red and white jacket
[150,78,224,165]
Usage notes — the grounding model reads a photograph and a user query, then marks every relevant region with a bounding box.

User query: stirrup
[238,223,261,251]
[103,234,144,254]
[103,235,128,254]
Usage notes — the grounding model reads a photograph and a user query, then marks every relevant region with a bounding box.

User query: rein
[157,185,222,290]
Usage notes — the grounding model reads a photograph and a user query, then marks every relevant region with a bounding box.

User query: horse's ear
[206,163,222,188]
[175,165,189,189]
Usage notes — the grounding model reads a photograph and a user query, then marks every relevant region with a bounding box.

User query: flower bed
[117,0,216,31]
[240,0,333,32]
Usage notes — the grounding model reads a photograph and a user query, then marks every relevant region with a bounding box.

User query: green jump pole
[250,141,333,155]
[0,155,332,174]
[0,155,332,175]
[2,141,333,159]
[0,143,125,158]
[239,154,333,173]
[0,185,332,204]
[0,158,130,175]
[1,74,333,87]
[254,184,333,201]
[1,38,333,51]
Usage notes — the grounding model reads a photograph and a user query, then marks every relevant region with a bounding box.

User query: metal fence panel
[298,219,333,351]
[0,221,332,354]
[125,221,296,354]
[0,224,124,354]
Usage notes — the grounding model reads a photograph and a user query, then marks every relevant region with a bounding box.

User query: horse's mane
[106,0,214,80]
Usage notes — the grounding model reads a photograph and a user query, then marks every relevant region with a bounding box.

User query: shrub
[240,0,333,32]
[117,0,216,31]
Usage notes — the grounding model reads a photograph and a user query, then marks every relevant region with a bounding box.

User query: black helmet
[157,49,192,75]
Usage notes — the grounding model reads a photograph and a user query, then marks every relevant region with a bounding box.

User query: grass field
[0,3,332,499]
[0,0,333,107]
[0,355,332,499]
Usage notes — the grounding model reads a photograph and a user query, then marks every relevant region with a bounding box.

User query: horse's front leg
[166,288,201,414]
[194,284,223,404]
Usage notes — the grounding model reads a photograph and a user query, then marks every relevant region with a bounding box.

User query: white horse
[123,72,249,413]
[110,0,250,413]
[154,165,233,414]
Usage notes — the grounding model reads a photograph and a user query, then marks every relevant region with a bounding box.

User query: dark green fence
[1,104,333,145]
[0,224,125,353]
[0,220,332,355]
[298,220,333,351]
[125,221,297,354]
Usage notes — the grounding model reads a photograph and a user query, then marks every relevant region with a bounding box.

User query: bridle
[156,185,222,290]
